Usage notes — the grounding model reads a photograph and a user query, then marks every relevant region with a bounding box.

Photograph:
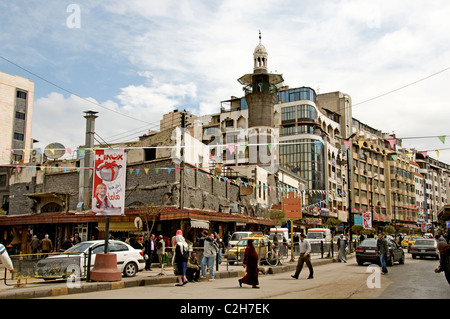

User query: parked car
[228,231,252,248]
[34,240,145,280]
[355,238,405,266]
[409,239,439,260]
[226,235,270,265]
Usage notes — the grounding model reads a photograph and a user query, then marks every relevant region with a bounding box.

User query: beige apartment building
[0,71,34,165]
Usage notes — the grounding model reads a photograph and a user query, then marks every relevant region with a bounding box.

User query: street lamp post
[345,133,356,248]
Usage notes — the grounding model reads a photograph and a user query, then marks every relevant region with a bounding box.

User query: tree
[324,218,342,235]
[269,209,285,227]
[384,225,395,235]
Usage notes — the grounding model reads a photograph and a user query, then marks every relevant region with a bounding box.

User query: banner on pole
[92,149,127,216]
[363,212,372,230]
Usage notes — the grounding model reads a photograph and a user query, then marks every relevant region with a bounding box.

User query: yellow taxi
[225,233,270,265]
[401,236,411,248]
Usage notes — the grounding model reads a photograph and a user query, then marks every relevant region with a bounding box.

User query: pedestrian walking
[156,235,166,268]
[0,243,14,274]
[337,234,348,263]
[291,233,313,279]
[377,232,388,274]
[238,239,259,288]
[144,234,156,271]
[30,235,40,254]
[61,235,75,251]
[174,232,189,286]
[40,234,53,256]
[434,239,450,285]
[132,235,144,252]
[214,232,224,264]
[200,232,219,281]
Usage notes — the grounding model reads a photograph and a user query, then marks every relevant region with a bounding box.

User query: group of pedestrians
[172,229,221,286]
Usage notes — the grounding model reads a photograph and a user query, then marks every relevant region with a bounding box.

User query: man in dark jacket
[377,233,388,274]
[435,240,450,285]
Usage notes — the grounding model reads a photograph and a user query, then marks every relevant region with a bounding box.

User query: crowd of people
[1,228,449,288]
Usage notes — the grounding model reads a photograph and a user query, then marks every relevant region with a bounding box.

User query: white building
[0,71,35,165]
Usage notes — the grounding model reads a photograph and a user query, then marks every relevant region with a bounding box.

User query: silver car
[409,239,439,260]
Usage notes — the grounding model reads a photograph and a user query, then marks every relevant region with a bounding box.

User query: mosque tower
[238,32,284,166]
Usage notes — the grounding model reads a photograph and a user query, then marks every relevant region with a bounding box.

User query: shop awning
[190,219,209,229]
[97,221,137,232]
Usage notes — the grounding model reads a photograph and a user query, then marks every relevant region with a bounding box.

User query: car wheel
[399,252,405,264]
[357,259,364,266]
[123,262,138,277]
[387,254,394,266]
[412,254,416,259]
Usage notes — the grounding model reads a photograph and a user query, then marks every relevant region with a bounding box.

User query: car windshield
[269,234,283,241]
[63,242,94,254]
[414,240,435,246]
[361,238,377,247]
[410,237,422,241]
[231,233,248,241]
[236,239,259,247]
[306,233,324,239]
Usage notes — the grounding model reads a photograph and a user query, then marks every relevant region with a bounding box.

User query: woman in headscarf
[174,232,189,286]
[238,238,260,288]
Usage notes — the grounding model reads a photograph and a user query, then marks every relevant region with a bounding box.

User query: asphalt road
[42,254,449,300]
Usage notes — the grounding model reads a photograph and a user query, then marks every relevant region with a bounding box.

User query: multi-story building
[0,71,35,215]
[0,71,35,164]
[415,153,450,230]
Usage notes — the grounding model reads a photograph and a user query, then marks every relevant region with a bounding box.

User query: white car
[34,240,145,280]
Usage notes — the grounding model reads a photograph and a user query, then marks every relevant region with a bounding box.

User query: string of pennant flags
[2,160,348,200]
[343,135,449,159]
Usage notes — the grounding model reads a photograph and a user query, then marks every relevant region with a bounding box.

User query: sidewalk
[0,253,354,299]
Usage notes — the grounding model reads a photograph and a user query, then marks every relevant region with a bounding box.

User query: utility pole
[345,133,356,248]
[179,111,186,210]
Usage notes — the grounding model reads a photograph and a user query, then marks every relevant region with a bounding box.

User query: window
[225,120,234,127]
[13,132,24,141]
[15,112,26,120]
[144,148,156,161]
[0,175,7,188]
[16,91,27,99]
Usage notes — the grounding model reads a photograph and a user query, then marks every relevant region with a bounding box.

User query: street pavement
[0,252,342,299]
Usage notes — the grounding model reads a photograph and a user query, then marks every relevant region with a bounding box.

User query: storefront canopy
[190,219,210,229]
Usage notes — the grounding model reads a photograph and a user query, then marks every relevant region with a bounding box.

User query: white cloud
[5,0,450,165]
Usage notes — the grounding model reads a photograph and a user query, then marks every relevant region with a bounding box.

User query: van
[228,231,252,248]
[269,228,291,247]
[306,228,331,244]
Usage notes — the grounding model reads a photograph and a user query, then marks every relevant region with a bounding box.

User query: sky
[1,0,449,165]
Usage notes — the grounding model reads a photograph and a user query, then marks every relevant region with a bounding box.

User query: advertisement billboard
[92,149,127,216]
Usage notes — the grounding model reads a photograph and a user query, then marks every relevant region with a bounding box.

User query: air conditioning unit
[30,149,43,165]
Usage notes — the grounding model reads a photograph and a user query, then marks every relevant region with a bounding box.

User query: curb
[0,254,354,299]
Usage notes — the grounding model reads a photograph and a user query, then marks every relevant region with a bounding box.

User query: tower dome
[253,31,268,73]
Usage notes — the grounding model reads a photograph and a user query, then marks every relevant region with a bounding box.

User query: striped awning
[190,219,209,229]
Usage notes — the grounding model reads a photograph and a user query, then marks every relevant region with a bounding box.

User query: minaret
[238,32,283,167]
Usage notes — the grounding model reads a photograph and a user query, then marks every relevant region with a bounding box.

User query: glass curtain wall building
[278,87,326,205]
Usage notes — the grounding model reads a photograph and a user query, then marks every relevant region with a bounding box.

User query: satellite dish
[44,142,66,159]
[134,217,143,230]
